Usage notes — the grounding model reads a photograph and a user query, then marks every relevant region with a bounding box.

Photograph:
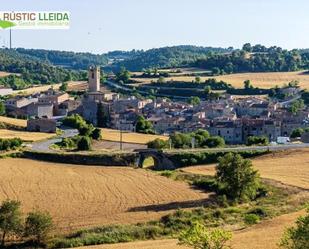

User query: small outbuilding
[27,118,56,133]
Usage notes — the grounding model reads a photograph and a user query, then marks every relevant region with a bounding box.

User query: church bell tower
[88,66,100,92]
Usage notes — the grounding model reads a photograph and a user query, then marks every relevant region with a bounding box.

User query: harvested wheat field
[182,148,309,189]
[13,81,83,95]
[101,128,169,144]
[0,71,12,77]
[67,81,88,91]
[75,210,305,249]
[0,129,55,141]
[0,158,208,231]
[0,116,27,127]
[133,71,309,89]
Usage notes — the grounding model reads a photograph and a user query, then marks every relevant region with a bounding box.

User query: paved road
[165,142,309,154]
[30,128,78,152]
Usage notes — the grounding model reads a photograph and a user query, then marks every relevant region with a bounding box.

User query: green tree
[0,102,5,116]
[157,76,166,84]
[147,138,169,149]
[289,100,305,115]
[195,76,201,84]
[135,116,155,134]
[59,82,68,92]
[246,136,269,146]
[78,124,94,136]
[212,67,221,76]
[91,128,102,140]
[280,208,309,249]
[0,200,23,246]
[216,153,260,201]
[97,103,109,128]
[24,210,53,247]
[193,129,210,147]
[77,136,92,151]
[188,96,201,106]
[179,222,232,249]
[204,86,211,96]
[203,136,225,148]
[244,80,253,89]
[116,67,131,83]
[242,43,252,52]
[290,128,304,138]
[170,132,192,149]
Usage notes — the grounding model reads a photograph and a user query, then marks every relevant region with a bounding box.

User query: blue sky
[0,0,308,53]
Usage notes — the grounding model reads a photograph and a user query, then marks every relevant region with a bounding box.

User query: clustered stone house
[81,71,309,144]
[5,66,309,143]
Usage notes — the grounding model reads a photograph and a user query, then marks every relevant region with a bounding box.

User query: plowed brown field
[0,158,208,231]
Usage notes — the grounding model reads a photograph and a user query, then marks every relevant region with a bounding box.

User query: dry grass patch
[133,71,309,89]
[101,128,168,144]
[0,116,27,127]
[0,129,54,141]
[75,209,305,249]
[0,158,208,232]
[181,148,309,190]
[13,81,84,95]
[0,71,12,78]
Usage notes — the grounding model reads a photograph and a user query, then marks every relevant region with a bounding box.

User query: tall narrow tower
[88,66,100,92]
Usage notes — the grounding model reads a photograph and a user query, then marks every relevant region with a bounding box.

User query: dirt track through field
[0,158,208,231]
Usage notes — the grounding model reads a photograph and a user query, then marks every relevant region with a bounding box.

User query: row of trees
[112,45,230,71]
[0,138,22,151]
[195,47,304,74]
[15,48,108,70]
[0,200,53,247]
[147,129,225,149]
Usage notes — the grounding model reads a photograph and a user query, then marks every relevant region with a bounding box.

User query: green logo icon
[0,20,16,29]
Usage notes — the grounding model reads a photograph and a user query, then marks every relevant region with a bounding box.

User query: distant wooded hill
[109,44,309,73]
[1,44,309,90]
[15,48,108,70]
[106,45,232,71]
[0,49,86,90]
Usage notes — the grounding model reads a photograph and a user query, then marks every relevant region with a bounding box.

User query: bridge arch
[135,149,176,171]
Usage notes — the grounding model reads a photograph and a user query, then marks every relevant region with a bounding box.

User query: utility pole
[9,28,12,49]
[119,121,123,151]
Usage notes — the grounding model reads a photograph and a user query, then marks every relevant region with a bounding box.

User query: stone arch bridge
[135,149,176,170]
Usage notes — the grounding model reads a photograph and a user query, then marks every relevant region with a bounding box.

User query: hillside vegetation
[0,49,86,89]
[16,48,108,70]
[110,44,309,73]
[109,45,232,71]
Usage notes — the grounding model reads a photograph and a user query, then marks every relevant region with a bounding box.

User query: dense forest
[15,48,108,70]
[108,45,233,71]
[0,49,86,90]
[195,49,305,74]
[110,44,309,73]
